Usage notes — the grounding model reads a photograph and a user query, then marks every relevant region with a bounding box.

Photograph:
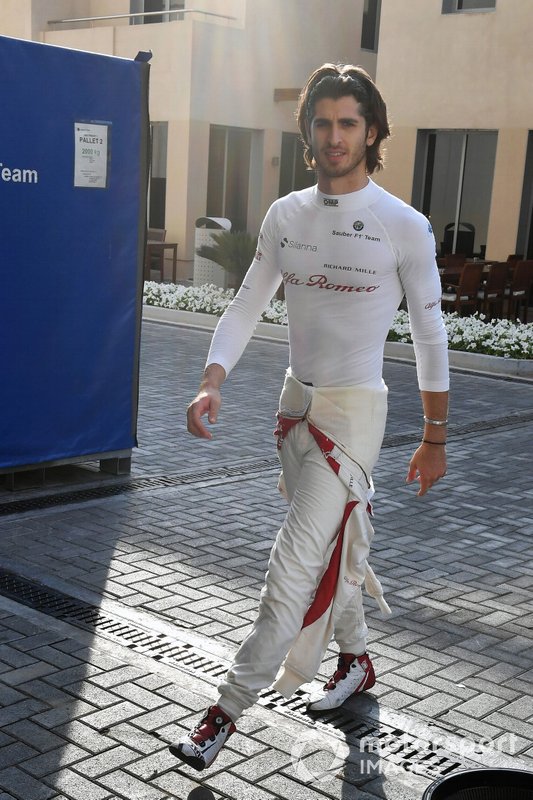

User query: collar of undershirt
[313,178,383,211]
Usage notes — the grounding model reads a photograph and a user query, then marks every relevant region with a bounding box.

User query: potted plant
[196,230,258,290]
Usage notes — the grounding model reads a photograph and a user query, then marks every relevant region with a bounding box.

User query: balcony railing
[48,9,236,25]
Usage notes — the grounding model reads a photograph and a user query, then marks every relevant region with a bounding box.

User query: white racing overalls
[217,370,391,722]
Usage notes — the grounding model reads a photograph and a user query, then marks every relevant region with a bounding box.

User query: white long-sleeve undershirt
[207,180,449,392]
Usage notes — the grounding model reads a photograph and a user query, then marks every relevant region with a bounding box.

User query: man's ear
[366,124,378,146]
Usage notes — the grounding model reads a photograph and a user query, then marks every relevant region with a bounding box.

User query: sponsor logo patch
[283,272,380,293]
[280,237,318,252]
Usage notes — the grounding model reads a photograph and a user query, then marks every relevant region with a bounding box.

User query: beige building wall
[1,0,35,39]
[3,1,531,271]
[182,0,377,261]
[1,0,376,275]
[376,0,533,260]
[487,128,529,260]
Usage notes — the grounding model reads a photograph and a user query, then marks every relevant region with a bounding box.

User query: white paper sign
[74,122,109,188]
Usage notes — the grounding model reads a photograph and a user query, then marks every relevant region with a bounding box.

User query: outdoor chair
[145,228,167,281]
[441,262,484,315]
[476,262,509,318]
[445,253,466,268]
[505,260,533,323]
[148,227,166,242]
[439,253,466,288]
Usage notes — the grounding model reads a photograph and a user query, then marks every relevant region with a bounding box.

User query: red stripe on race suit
[307,422,341,475]
[302,499,358,628]
[275,415,370,628]
[309,420,373,515]
[274,414,301,450]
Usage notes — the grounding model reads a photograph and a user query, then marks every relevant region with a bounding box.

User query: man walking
[170,63,449,771]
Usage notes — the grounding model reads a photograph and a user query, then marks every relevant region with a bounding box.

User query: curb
[383,341,533,380]
[142,304,289,341]
[142,305,533,380]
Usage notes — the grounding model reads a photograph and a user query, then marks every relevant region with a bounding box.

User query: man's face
[308,95,377,189]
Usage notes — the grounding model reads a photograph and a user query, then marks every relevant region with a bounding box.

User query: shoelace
[325,655,354,689]
[193,711,227,738]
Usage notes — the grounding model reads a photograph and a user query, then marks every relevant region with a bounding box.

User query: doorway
[413,130,497,257]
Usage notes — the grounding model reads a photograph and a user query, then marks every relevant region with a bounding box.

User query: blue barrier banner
[0,35,149,469]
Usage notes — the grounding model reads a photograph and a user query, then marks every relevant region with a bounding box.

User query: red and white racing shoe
[307,652,376,712]
[169,704,236,771]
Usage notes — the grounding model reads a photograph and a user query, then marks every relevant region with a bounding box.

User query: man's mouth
[325,149,345,160]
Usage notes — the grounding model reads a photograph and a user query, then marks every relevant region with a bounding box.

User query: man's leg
[307,519,376,712]
[170,422,350,768]
[333,496,375,657]
[334,586,368,656]
[218,420,351,720]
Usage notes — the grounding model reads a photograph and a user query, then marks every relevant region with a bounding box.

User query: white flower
[143,284,533,360]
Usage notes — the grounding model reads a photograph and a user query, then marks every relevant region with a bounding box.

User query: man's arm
[395,210,449,496]
[185,205,282,441]
[406,390,448,496]
[187,363,226,439]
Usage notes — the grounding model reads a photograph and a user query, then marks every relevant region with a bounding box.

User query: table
[144,241,178,283]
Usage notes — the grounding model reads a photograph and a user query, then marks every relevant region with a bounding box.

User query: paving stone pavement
[0,319,532,800]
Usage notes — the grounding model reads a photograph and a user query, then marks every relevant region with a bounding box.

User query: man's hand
[407,389,448,496]
[186,364,226,440]
[406,442,447,497]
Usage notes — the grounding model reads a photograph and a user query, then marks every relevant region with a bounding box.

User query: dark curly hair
[296,63,390,175]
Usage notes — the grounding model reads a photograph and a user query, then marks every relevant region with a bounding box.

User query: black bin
[423,769,533,800]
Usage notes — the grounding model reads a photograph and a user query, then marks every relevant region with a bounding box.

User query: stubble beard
[316,146,367,181]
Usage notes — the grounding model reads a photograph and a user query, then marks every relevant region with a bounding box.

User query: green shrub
[196,230,258,289]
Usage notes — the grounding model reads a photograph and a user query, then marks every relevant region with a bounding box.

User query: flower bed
[388,309,533,359]
[143,282,533,360]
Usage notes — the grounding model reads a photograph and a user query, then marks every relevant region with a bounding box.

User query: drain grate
[0,568,468,781]
[0,567,191,645]
[1,410,531,517]
[0,458,281,517]
[382,409,533,449]
[256,688,464,778]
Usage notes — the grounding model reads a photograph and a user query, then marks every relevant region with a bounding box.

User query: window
[442,0,495,13]
[148,122,168,228]
[517,132,533,260]
[279,133,315,197]
[361,0,381,51]
[206,126,252,232]
[130,0,184,24]
[412,130,498,257]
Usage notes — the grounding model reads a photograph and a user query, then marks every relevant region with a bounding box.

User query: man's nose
[328,125,342,144]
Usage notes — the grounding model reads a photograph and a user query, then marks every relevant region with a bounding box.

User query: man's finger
[187,403,212,439]
[406,463,417,484]
[417,480,429,497]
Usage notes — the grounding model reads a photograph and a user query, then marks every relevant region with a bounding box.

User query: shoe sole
[168,743,206,771]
